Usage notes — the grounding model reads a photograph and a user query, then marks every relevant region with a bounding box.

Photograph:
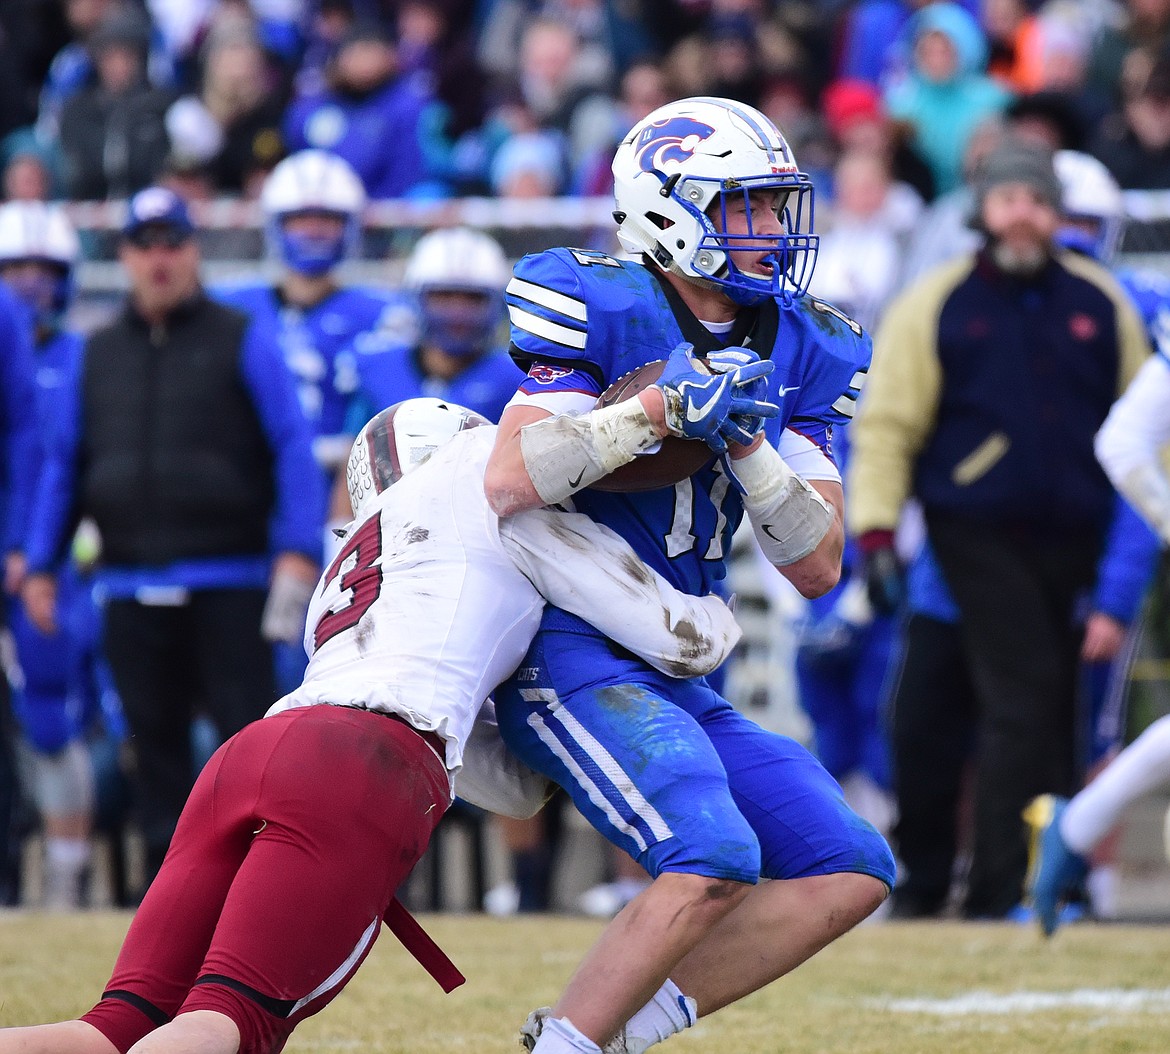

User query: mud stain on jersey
[406,526,429,543]
[354,616,375,654]
[619,552,654,590]
[657,616,715,678]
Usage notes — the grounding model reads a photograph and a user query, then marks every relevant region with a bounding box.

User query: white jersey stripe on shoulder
[508,305,588,350]
[849,370,867,393]
[832,394,856,418]
[506,277,588,322]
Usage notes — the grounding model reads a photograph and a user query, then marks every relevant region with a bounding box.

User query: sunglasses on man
[124,225,193,250]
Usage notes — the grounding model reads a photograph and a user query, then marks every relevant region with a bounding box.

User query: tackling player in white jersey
[0,398,740,1054]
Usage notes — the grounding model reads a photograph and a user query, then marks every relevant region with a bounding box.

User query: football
[590,359,715,492]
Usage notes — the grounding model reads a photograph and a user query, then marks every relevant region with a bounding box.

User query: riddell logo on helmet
[635,118,716,172]
[770,163,798,174]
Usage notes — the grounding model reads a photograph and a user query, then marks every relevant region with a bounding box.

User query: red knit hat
[823,79,885,138]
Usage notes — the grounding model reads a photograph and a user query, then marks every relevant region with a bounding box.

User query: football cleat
[519,1008,642,1054]
[1023,794,1089,937]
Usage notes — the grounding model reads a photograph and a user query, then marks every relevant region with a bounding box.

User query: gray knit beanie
[974,139,1062,211]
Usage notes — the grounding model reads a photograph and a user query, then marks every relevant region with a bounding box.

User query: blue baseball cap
[122,187,194,239]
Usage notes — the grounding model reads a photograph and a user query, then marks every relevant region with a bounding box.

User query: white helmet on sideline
[0,201,81,325]
[260,149,366,276]
[345,398,489,519]
[403,227,510,358]
[1054,149,1125,261]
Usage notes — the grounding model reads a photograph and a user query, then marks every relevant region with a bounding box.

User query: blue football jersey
[213,282,413,445]
[352,338,525,425]
[504,247,871,598]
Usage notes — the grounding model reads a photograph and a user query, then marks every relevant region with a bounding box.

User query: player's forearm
[1096,358,1170,543]
[729,439,839,595]
[484,393,669,516]
[778,488,844,599]
[456,704,554,818]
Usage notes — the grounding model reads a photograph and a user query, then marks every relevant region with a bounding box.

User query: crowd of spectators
[0,0,1167,213]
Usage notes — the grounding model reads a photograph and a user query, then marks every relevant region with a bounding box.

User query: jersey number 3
[314,517,383,649]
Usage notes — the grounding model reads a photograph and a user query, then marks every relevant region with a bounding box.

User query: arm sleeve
[500,508,742,677]
[846,264,958,534]
[239,320,325,562]
[24,348,84,573]
[1095,354,1170,541]
[1,303,39,552]
[1091,494,1161,624]
[453,700,554,818]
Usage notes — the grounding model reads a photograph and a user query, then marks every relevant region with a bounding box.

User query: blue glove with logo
[705,346,776,447]
[657,342,778,454]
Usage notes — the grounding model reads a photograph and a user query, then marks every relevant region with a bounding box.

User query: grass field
[4,912,1170,1052]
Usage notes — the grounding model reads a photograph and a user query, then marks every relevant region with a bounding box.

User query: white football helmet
[611,96,818,306]
[0,201,81,324]
[345,397,489,519]
[404,227,510,358]
[1054,149,1125,262]
[260,149,367,276]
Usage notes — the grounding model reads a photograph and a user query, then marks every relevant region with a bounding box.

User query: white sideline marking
[872,988,1170,1016]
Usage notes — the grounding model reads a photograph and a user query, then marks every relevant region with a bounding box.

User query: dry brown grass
[4,912,1170,1052]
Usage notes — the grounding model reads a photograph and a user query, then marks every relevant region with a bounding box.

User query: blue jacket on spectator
[24,303,322,597]
[284,73,431,199]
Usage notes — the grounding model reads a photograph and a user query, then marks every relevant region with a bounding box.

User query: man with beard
[847,138,1151,918]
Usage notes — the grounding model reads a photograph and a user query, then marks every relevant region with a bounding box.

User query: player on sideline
[0,399,741,1054]
[0,201,112,908]
[350,225,524,426]
[481,96,895,1054]
[214,150,409,681]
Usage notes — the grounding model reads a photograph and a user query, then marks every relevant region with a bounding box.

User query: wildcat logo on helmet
[635,117,716,173]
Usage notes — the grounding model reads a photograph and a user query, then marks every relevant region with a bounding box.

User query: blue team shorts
[495,630,895,888]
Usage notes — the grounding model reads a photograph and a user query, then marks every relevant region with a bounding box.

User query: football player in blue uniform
[215,149,412,509]
[215,150,408,691]
[0,202,123,908]
[482,97,895,1054]
[350,226,524,426]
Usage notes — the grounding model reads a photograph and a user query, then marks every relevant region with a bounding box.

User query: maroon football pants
[82,705,450,1054]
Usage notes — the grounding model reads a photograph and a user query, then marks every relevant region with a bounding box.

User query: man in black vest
[21,187,323,895]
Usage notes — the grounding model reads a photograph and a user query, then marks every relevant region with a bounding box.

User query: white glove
[261,570,317,645]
